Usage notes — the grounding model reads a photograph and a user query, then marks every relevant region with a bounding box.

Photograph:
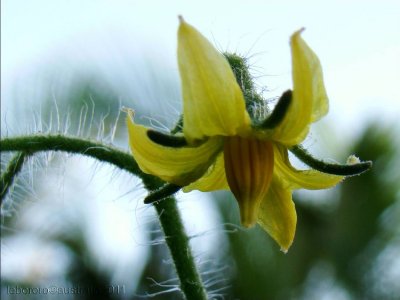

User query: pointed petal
[272,29,329,146]
[183,153,229,192]
[178,18,251,141]
[257,178,297,252]
[274,145,344,190]
[127,115,222,186]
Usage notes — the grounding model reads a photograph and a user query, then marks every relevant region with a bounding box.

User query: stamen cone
[223,137,274,227]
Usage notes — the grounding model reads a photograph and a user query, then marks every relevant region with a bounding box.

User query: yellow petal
[272,29,329,146]
[257,178,297,252]
[224,136,274,228]
[274,144,344,190]
[127,114,222,186]
[183,153,229,192]
[178,18,251,141]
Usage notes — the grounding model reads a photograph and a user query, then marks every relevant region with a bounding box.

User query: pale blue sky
[2,0,400,144]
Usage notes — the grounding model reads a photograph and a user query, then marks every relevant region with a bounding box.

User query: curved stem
[0,135,143,177]
[0,134,207,299]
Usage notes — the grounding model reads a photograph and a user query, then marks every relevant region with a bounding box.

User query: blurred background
[1,0,399,299]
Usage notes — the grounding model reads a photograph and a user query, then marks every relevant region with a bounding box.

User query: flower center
[223,136,274,228]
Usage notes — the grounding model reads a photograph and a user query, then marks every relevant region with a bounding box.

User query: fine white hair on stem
[109,98,122,143]
[132,272,181,298]
[52,94,61,133]
[188,223,241,240]
[1,154,41,224]
[77,102,89,137]
[1,111,10,137]
[87,96,96,138]
[141,115,171,133]
[244,29,273,59]
[136,287,181,298]
[147,277,180,288]
[1,80,236,298]
[196,256,232,299]
[0,97,141,217]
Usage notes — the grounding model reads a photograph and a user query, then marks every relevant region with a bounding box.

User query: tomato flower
[127,17,344,252]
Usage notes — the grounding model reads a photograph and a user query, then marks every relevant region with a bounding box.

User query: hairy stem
[1,152,28,205]
[153,198,207,299]
[0,135,143,176]
[0,134,206,299]
[144,183,182,204]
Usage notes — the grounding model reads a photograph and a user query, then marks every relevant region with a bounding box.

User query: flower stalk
[0,134,207,300]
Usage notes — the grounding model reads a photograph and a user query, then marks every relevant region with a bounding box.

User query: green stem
[1,152,28,205]
[0,134,206,299]
[144,183,182,204]
[153,198,208,299]
[0,135,143,177]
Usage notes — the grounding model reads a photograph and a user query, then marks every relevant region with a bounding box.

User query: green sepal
[171,115,184,134]
[147,130,188,148]
[256,90,292,129]
[290,145,373,176]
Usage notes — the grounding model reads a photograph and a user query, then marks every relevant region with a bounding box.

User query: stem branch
[1,152,28,205]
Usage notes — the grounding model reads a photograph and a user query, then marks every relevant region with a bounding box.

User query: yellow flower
[127,17,344,252]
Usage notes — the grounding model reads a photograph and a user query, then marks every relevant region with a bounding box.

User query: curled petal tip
[298,27,306,34]
[291,27,306,40]
[122,107,135,120]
